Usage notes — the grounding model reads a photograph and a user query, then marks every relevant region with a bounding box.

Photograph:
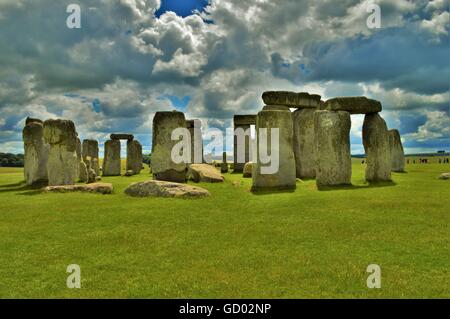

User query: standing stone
[252,105,296,190]
[186,119,203,164]
[76,137,87,182]
[233,115,256,172]
[126,140,143,175]
[151,111,187,182]
[388,129,405,172]
[103,139,121,176]
[82,139,100,176]
[23,118,49,185]
[363,113,392,182]
[43,119,78,186]
[221,152,228,173]
[293,108,316,179]
[314,110,352,187]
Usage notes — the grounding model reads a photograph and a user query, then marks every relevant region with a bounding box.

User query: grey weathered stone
[78,161,88,183]
[82,139,100,176]
[388,129,405,172]
[110,133,134,141]
[126,140,143,175]
[186,119,203,164]
[293,108,316,179]
[187,164,224,183]
[233,115,256,172]
[243,162,253,178]
[262,91,321,108]
[221,152,228,173]
[103,139,121,176]
[23,119,49,185]
[363,113,392,182]
[43,119,78,186]
[314,110,352,187]
[321,97,382,114]
[124,180,210,198]
[252,105,296,190]
[438,173,450,180]
[45,183,113,194]
[151,111,187,182]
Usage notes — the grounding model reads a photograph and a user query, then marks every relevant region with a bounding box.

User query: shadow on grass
[0,181,26,188]
[251,186,296,195]
[317,181,397,191]
[0,181,46,195]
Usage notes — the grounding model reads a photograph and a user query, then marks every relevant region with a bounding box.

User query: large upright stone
[314,110,352,187]
[186,119,203,164]
[76,137,87,182]
[103,139,121,176]
[363,113,392,182]
[233,115,256,172]
[82,139,100,176]
[321,97,382,114]
[43,119,78,186]
[293,108,316,179]
[151,111,187,182]
[127,140,143,175]
[252,105,296,190]
[388,129,405,172]
[262,91,321,108]
[23,118,49,185]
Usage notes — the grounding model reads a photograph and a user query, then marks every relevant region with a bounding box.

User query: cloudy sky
[0,0,448,155]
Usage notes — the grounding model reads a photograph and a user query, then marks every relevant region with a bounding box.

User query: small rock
[124,180,210,198]
[187,164,224,183]
[243,162,253,178]
[438,173,450,180]
[124,170,134,177]
[44,183,113,194]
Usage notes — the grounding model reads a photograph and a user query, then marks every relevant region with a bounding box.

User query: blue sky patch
[156,0,209,17]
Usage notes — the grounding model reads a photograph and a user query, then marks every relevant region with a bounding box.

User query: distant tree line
[143,154,151,165]
[0,153,24,167]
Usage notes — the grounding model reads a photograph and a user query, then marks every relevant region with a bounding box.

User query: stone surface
[363,113,392,182]
[25,117,43,125]
[44,183,113,194]
[438,173,450,180]
[78,161,88,183]
[314,110,352,187]
[43,119,78,186]
[388,129,405,172]
[293,108,316,179]
[103,139,121,176]
[186,119,203,164]
[110,133,134,141]
[124,180,210,198]
[262,91,321,108]
[233,115,256,172]
[23,120,49,185]
[126,140,143,175]
[82,139,100,176]
[233,115,257,126]
[151,111,187,182]
[124,170,134,177]
[87,167,96,184]
[252,105,296,190]
[321,97,382,114]
[187,164,224,183]
[221,152,228,173]
[243,162,253,178]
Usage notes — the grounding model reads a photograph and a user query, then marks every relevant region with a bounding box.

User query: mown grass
[0,160,449,298]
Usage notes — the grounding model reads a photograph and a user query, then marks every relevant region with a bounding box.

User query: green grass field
[0,160,449,298]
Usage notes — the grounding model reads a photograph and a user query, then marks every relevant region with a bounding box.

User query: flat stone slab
[44,183,113,194]
[187,164,224,183]
[125,180,210,198]
[438,173,450,180]
[262,91,321,108]
[110,134,134,141]
[321,97,382,114]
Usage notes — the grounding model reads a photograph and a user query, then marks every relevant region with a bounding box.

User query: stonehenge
[252,105,296,190]
[103,139,121,176]
[388,129,405,172]
[22,117,49,185]
[293,108,316,179]
[151,111,187,183]
[233,115,256,172]
[314,110,352,187]
[43,119,79,186]
[82,139,100,176]
[363,113,392,182]
[126,140,143,175]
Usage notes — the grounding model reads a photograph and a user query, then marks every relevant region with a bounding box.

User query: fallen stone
[321,97,382,114]
[44,183,113,194]
[438,173,450,180]
[262,91,321,108]
[187,164,224,183]
[243,162,253,178]
[124,180,210,198]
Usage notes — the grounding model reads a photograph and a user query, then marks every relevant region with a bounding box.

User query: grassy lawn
[0,161,449,298]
